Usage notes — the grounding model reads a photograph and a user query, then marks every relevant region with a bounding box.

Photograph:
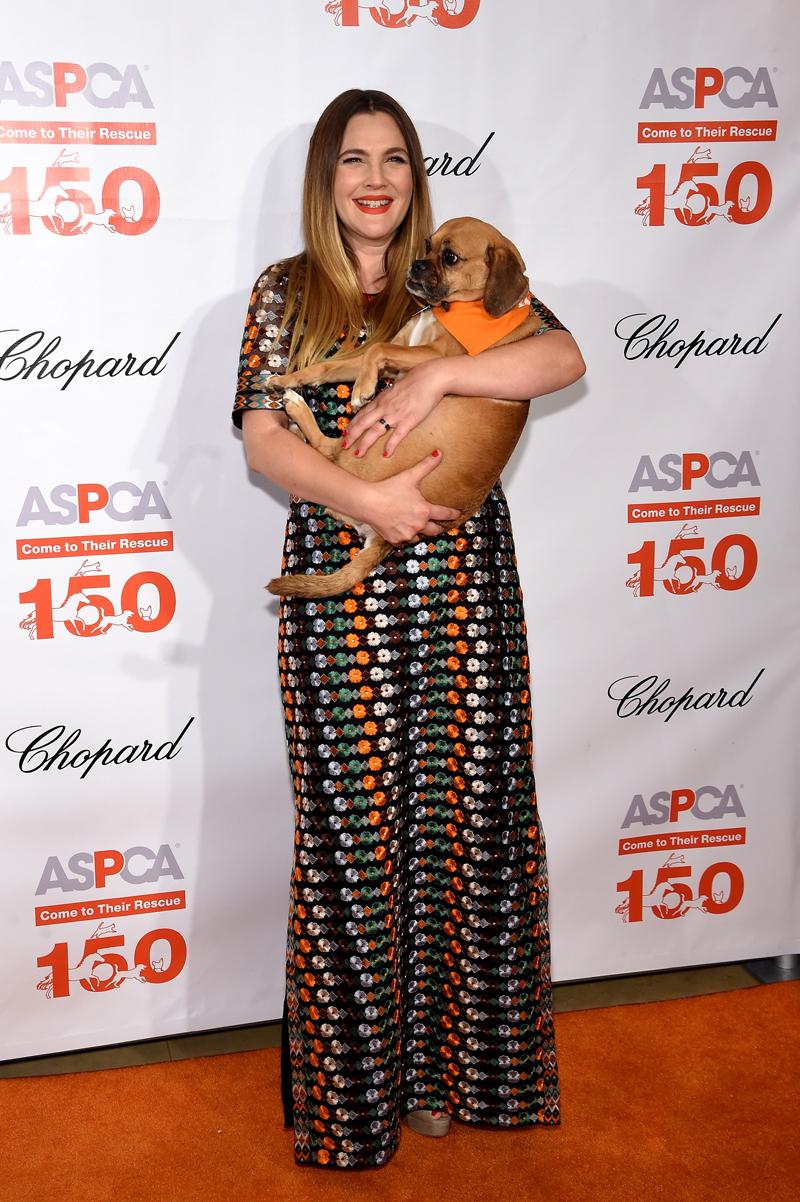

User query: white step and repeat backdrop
[2,0,798,1059]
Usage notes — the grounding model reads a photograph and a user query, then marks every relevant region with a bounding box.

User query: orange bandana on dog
[431,292,532,356]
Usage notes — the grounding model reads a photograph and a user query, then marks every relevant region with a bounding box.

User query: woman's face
[333,111,414,255]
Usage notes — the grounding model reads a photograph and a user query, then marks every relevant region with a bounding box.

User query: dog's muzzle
[406,259,446,305]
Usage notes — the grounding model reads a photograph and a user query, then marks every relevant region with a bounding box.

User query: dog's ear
[484,245,528,316]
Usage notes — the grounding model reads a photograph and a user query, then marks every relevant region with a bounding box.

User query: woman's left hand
[343,358,449,459]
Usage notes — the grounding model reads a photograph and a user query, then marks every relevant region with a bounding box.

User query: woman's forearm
[342,328,586,457]
[241,412,461,543]
[436,329,585,401]
[243,415,373,517]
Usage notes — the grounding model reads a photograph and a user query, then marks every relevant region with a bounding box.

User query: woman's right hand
[353,451,462,544]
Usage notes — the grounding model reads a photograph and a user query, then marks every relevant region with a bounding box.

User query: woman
[233,89,585,1170]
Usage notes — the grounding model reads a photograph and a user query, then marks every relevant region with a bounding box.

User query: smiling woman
[280,93,433,373]
[232,88,581,1171]
[332,111,413,277]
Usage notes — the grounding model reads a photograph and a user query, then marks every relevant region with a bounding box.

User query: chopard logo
[5,717,195,779]
[608,669,764,721]
[0,329,180,390]
[614,313,780,367]
[425,131,493,177]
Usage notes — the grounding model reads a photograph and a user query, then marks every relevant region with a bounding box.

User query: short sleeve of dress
[530,294,569,336]
[232,260,294,429]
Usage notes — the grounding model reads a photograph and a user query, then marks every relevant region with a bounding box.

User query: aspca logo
[640,67,777,110]
[0,61,153,109]
[325,0,479,28]
[622,785,745,828]
[36,919,183,997]
[629,452,760,493]
[615,852,744,923]
[17,482,171,527]
[625,521,757,597]
[634,145,760,227]
[36,845,183,895]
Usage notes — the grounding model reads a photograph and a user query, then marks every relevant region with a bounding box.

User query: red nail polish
[432,449,440,457]
[383,449,389,457]
[341,437,348,448]
[354,448,360,457]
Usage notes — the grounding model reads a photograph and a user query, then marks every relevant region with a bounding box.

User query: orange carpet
[3,981,798,1202]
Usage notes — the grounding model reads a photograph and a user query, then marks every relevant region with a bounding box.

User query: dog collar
[431,292,532,356]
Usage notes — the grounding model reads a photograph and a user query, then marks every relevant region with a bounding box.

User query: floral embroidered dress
[233,260,566,1170]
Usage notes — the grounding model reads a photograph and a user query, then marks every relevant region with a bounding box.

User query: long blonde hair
[281,90,434,369]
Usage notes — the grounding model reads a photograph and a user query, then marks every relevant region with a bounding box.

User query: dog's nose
[409,259,429,279]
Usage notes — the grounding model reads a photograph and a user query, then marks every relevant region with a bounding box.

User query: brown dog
[263,217,543,597]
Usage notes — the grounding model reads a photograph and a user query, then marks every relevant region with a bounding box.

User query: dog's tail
[266,535,392,598]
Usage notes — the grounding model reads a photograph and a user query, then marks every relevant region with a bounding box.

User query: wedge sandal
[405,1109,452,1137]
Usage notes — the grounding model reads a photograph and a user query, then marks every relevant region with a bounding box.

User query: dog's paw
[351,376,378,410]
[272,370,313,389]
[282,388,305,419]
[273,368,321,389]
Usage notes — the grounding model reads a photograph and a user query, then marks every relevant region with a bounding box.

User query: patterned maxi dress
[233,260,566,1170]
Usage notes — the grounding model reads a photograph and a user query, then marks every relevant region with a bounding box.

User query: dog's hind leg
[283,389,340,459]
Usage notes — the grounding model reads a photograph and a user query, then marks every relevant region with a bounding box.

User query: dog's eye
[442,249,459,267]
